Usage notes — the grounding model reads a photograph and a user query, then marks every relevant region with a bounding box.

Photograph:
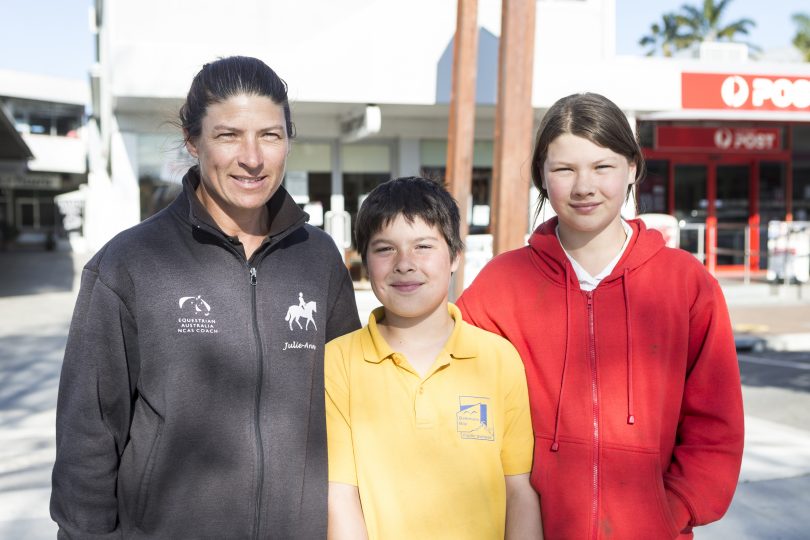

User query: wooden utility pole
[446,0,479,299]
[490,0,536,255]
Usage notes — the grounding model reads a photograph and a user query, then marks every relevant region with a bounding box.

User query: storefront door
[668,156,787,273]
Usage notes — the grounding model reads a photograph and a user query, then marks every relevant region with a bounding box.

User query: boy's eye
[596,164,613,170]
[262,131,281,139]
[373,246,394,253]
[416,244,434,250]
[552,167,572,173]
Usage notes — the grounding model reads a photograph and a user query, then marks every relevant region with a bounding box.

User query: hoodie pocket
[600,445,680,539]
[119,395,164,527]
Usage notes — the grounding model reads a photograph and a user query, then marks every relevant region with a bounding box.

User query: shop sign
[682,72,810,112]
[0,172,61,189]
[656,126,781,152]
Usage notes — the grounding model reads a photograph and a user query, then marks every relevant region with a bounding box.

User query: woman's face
[185,93,289,221]
[542,133,635,242]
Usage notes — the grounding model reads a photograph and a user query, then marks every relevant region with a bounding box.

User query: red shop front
[637,71,810,274]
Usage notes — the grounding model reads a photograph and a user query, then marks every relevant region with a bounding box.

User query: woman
[458,92,744,539]
[51,56,361,539]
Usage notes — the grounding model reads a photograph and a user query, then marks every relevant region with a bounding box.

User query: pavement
[1,248,809,538]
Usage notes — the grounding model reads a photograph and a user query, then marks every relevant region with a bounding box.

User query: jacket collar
[175,165,308,242]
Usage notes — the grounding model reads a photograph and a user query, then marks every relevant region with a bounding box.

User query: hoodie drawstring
[550,265,571,452]
[623,268,635,425]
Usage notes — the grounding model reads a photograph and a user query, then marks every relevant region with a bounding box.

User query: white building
[88,0,810,274]
[0,70,88,248]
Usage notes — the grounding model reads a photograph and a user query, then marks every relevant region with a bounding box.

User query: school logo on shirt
[456,396,494,441]
[177,295,218,334]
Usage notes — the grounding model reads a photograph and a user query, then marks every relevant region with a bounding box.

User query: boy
[325,177,542,539]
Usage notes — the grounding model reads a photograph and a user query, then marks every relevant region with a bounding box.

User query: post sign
[682,72,810,112]
[656,126,781,153]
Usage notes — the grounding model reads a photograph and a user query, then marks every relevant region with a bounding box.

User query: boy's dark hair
[355,176,464,264]
[179,55,295,143]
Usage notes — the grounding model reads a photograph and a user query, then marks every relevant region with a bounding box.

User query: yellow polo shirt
[325,303,534,540]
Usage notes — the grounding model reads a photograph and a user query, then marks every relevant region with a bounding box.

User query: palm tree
[639,0,758,57]
[675,0,757,51]
[793,13,810,61]
[639,12,684,57]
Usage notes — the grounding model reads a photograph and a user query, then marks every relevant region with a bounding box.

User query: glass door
[715,164,750,267]
[673,164,707,261]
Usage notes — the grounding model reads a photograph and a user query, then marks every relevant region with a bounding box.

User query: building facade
[85,0,810,275]
[0,70,88,249]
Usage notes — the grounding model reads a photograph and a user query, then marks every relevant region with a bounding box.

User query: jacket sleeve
[50,266,136,539]
[325,259,361,342]
[663,276,744,531]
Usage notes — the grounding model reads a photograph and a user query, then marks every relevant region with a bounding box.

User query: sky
[0,0,807,81]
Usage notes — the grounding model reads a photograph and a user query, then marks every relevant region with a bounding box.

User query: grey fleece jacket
[50,167,361,539]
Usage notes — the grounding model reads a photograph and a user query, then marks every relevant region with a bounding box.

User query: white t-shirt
[556,219,633,292]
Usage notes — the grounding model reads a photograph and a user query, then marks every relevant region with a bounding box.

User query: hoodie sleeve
[50,266,136,539]
[325,259,361,342]
[663,276,744,531]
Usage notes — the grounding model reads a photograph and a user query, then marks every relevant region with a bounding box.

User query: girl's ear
[627,162,637,185]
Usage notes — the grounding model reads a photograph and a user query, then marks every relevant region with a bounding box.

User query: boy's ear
[450,252,460,274]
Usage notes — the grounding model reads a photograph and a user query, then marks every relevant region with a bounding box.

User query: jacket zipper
[587,291,600,540]
[249,266,265,539]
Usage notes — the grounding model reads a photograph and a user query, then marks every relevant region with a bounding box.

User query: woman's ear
[184,130,198,159]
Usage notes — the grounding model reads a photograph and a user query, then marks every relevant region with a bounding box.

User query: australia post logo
[683,72,810,112]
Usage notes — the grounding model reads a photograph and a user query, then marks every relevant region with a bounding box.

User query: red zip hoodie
[458,218,744,540]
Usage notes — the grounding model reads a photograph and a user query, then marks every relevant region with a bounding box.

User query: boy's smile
[366,214,458,328]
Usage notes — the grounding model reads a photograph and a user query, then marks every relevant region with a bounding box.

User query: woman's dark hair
[530,92,646,219]
[179,56,295,142]
[355,176,464,265]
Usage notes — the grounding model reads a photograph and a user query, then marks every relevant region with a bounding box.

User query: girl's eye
[416,244,434,250]
[596,164,613,170]
[552,167,572,173]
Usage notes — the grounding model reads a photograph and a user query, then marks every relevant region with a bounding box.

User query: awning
[0,104,32,160]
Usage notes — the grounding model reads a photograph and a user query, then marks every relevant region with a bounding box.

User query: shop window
[341,144,392,244]
[637,160,668,214]
[792,162,810,222]
[287,142,332,221]
[29,114,53,135]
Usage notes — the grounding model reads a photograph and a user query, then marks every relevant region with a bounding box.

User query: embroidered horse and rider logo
[285,292,317,331]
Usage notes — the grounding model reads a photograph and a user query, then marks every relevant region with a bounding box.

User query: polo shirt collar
[360,303,478,364]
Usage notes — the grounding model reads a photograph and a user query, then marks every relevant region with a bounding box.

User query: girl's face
[542,133,636,242]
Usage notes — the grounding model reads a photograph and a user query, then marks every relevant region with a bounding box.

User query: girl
[458,92,744,540]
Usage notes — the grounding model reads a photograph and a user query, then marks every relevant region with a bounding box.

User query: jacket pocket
[119,394,164,528]
[600,445,681,539]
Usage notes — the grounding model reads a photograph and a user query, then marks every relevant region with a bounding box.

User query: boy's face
[366,214,458,324]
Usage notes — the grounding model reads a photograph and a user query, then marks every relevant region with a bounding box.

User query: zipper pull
[586,291,593,306]
[250,267,257,286]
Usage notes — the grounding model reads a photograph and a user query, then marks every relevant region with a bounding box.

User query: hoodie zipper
[587,291,600,540]
[249,266,265,539]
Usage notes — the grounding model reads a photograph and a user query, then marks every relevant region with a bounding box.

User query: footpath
[1,250,809,538]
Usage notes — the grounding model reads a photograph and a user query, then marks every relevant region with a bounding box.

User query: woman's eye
[263,132,281,139]
[216,132,235,139]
